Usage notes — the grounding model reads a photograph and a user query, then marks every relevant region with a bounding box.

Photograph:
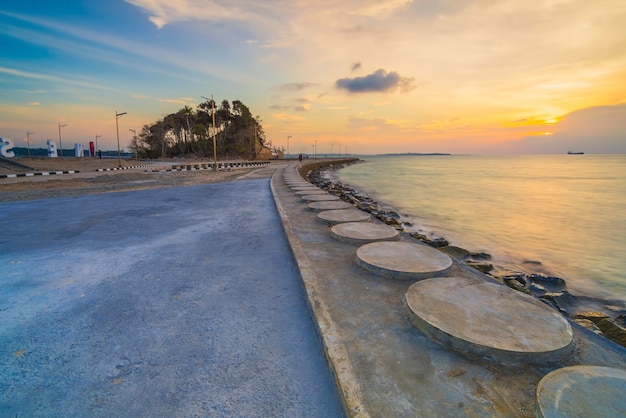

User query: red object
[89,141,95,157]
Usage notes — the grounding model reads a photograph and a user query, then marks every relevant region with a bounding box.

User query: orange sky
[1,1,625,154]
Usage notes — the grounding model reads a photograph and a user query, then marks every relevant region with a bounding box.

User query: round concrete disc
[291,186,321,191]
[308,201,353,211]
[406,276,574,365]
[302,194,340,201]
[537,366,626,417]
[295,190,328,195]
[318,210,371,225]
[331,222,400,244]
[356,241,452,280]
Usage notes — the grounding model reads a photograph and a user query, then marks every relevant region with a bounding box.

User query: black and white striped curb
[146,161,270,172]
[1,170,79,179]
[95,165,149,172]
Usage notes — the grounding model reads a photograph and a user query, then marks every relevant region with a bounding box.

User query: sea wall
[302,159,626,349]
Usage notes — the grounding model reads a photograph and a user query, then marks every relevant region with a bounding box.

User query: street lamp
[95,135,102,158]
[287,135,292,157]
[115,110,127,167]
[58,123,67,157]
[26,131,34,157]
[129,128,137,160]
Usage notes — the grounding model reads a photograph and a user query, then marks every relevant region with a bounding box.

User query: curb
[0,170,79,179]
[95,165,149,171]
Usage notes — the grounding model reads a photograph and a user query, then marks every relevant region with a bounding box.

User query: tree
[139,98,267,159]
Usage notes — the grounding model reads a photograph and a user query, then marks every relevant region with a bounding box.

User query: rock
[468,252,492,261]
[572,311,610,325]
[596,318,626,347]
[528,274,567,292]
[529,282,547,293]
[573,319,602,334]
[523,260,542,265]
[504,277,530,294]
[502,274,527,287]
[466,261,494,274]
[540,291,577,315]
[409,233,449,248]
[439,246,470,260]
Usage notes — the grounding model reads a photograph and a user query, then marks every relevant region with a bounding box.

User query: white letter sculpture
[0,137,15,158]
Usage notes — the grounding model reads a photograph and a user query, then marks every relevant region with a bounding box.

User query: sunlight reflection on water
[338,154,626,302]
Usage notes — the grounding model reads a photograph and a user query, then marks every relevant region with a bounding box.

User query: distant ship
[567,151,584,155]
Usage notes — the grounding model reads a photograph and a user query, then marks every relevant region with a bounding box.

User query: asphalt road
[0,178,344,417]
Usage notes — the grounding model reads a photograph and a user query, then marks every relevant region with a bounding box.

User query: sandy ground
[0,157,278,201]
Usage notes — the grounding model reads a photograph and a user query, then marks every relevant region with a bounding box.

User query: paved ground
[3,160,626,417]
[0,170,344,417]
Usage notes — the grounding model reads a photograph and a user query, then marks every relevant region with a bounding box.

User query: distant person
[98,149,102,159]
[298,154,303,162]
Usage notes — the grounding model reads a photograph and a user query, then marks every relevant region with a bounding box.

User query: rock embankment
[306,162,626,349]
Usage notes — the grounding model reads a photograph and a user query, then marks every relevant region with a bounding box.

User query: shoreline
[304,159,626,349]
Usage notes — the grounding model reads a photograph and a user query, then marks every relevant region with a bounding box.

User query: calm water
[337,154,626,303]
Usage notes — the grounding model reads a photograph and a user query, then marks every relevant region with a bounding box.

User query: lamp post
[115,110,127,167]
[129,128,137,160]
[95,135,101,158]
[287,135,292,157]
[58,123,67,157]
[26,131,34,157]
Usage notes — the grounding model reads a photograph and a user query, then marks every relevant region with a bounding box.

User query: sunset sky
[1,0,625,155]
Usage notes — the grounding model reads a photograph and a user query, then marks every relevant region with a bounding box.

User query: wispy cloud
[0,65,114,92]
[336,69,415,93]
[272,82,318,92]
[0,11,249,86]
[157,97,197,105]
[271,112,306,121]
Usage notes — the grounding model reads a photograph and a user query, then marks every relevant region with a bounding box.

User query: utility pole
[129,129,137,160]
[211,96,217,170]
[95,135,101,157]
[58,123,67,157]
[115,110,127,167]
[26,131,34,157]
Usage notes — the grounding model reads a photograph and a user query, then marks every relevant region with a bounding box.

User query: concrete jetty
[274,161,626,417]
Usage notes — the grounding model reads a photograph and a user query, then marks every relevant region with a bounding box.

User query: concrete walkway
[270,162,626,417]
[0,176,344,417]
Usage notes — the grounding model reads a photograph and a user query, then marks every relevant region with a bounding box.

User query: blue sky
[1,0,625,154]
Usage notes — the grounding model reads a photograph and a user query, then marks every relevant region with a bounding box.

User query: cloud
[125,0,251,29]
[27,102,40,106]
[157,97,196,105]
[272,82,318,92]
[271,113,306,121]
[485,104,626,154]
[351,62,362,72]
[336,69,415,93]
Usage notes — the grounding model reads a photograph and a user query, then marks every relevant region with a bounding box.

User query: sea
[335,154,626,305]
